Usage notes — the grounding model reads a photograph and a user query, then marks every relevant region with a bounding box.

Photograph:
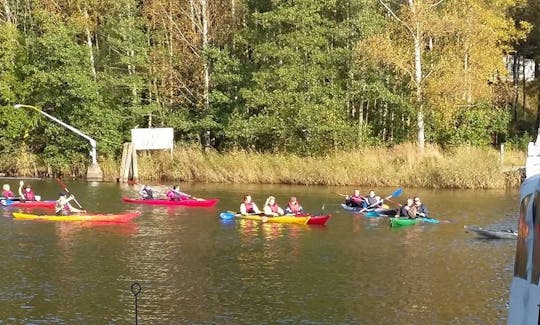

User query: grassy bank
[128,143,524,189]
[1,143,525,189]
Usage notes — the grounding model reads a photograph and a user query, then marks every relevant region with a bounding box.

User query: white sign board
[131,128,174,150]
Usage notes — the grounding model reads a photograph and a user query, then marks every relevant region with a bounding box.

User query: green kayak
[390,216,439,227]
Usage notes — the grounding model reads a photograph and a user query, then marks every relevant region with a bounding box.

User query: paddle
[359,188,403,213]
[219,211,266,220]
[332,192,365,204]
[55,178,84,209]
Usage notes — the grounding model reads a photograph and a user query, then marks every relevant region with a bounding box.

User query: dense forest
[0,0,538,173]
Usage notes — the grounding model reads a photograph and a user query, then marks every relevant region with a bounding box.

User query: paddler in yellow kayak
[240,195,261,215]
[263,196,284,217]
[55,193,86,216]
[284,196,305,215]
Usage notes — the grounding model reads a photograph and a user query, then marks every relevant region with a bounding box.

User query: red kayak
[122,197,219,207]
[286,213,332,225]
[306,215,331,225]
[2,200,55,208]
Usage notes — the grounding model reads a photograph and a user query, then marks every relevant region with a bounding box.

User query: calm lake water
[0,180,518,324]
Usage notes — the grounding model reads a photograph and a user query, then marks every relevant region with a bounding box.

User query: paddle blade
[390,188,403,198]
[219,212,236,220]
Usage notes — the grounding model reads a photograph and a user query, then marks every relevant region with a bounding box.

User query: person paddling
[18,181,37,201]
[166,185,191,201]
[55,193,85,216]
[398,198,417,219]
[345,189,364,208]
[139,185,155,200]
[1,184,14,199]
[414,197,429,218]
[240,195,261,215]
[365,190,382,209]
[284,196,305,215]
[263,196,284,217]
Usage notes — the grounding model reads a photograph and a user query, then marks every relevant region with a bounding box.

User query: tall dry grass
[134,143,524,189]
[0,143,526,188]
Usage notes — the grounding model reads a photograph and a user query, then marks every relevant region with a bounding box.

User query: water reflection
[0,182,521,323]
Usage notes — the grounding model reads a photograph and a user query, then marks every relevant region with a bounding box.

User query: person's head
[369,190,375,197]
[59,192,66,198]
[2,184,10,191]
[243,195,252,203]
[289,196,297,204]
[265,196,276,206]
[25,185,31,192]
[353,189,360,197]
[414,197,421,206]
[406,198,414,206]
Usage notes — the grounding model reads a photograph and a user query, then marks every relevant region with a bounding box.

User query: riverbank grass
[133,143,524,189]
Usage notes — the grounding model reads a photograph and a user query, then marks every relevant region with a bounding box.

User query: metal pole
[131,282,141,325]
[14,104,98,165]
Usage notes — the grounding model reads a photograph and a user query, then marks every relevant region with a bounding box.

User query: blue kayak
[340,204,393,217]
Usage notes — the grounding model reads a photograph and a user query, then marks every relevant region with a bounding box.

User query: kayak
[390,216,440,227]
[219,212,331,225]
[340,203,390,214]
[1,200,55,208]
[465,225,517,239]
[122,197,219,207]
[12,211,141,223]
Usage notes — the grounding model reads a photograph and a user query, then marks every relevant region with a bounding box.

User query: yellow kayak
[236,214,309,225]
[12,212,140,223]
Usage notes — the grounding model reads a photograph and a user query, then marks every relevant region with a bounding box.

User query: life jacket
[55,200,71,214]
[244,202,254,213]
[268,203,279,213]
[287,201,302,214]
[24,190,36,201]
[142,188,153,199]
[367,196,378,206]
[2,190,14,198]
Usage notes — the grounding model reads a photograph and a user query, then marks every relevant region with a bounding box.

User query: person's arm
[263,205,275,216]
[252,203,261,214]
[240,203,247,215]
[417,205,428,217]
[277,207,284,215]
[18,181,24,198]
[67,202,85,213]
[172,188,191,198]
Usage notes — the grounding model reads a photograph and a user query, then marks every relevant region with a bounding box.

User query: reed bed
[0,143,526,188]
[134,143,524,189]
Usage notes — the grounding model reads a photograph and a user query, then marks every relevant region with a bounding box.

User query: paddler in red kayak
[263,196,284,217]
[55,192,86,216]
[240,195,261,215]
[139,185,155,200]
[284,196,305,215]
[18,181,38,201]
[166,185,191,201]
[1,184,14,199]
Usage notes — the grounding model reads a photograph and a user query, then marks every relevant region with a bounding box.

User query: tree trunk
[413,23,424,150]
[2,0,13,24]
[82,8,97,80]
[201,0,210,111]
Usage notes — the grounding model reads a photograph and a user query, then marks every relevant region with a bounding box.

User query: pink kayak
[122,197,219,207]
